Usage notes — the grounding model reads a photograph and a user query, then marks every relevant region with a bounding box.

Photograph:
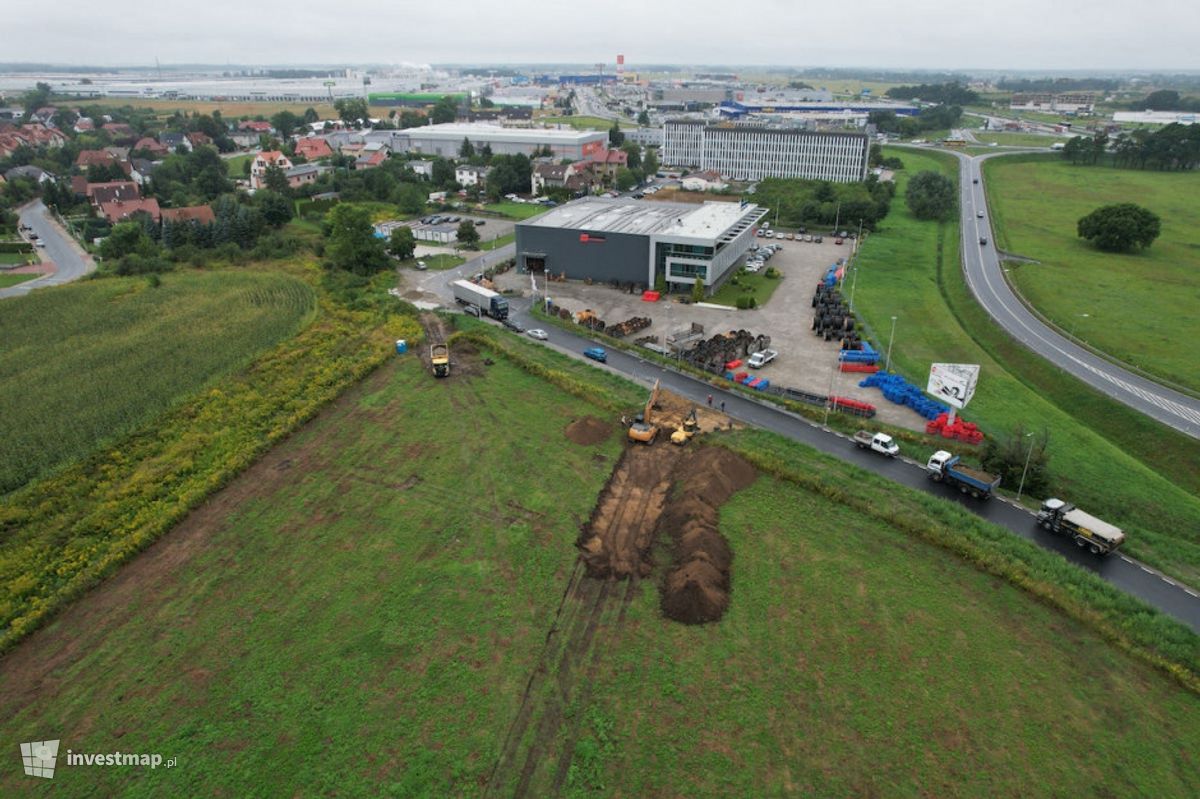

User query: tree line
[884,82,979,106]
[1062,123,1200,171]
[749,176,896,231]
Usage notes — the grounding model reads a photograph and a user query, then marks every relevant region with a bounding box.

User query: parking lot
[494,234,925,431]
[377,214,515,250]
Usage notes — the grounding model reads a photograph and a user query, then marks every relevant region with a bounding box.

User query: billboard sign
[927,363,980,409]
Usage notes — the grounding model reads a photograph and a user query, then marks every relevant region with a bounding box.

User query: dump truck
[1036,498,1126,555]
[853,430,899,457]
[430,343,450,378]
[451,279,509,320]
[628,380,660,445]
[926,450,1000,499]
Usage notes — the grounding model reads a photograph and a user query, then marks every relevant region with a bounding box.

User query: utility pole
[886,315,898,373]
[1017,432,1036,501]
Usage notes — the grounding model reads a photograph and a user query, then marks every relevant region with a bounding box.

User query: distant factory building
[515,197,765,295]
[1010,93,1096,114]
[385,123,608,160]
[662,121,869,182]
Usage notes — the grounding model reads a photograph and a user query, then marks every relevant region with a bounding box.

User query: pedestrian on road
[720,400,726,413]
[707,394,713,407]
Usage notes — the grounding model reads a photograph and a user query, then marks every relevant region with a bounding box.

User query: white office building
[663,121,869,182]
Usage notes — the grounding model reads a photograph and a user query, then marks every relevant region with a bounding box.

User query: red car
[835,237,844,245]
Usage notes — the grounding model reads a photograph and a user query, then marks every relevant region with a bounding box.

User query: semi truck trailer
[1036,498,1126,555]
[926,450,1001,500]
[451,279,509,320]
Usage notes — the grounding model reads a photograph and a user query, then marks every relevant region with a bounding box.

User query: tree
[608,122,625,147]
[620,142,642,171]
[303,107,320,124]
[981,426,1052,498]
[388,226,416,260]
[637,110,651,126]
[615,167,637,192]
[22,82,52,117]
[431,96,458,124]
[99,221,156,261]
[255,191,293,227]
[691,276,705,303]
[904,170,956,221]
[270,110,301,138]
[334,98,369,126]
[459,137,475,158]
[431,157,456,188]
[456,220,481,249]
[1076,203,1161,253]
[479,143,493,163]
[325,204,388,275]
[642,147,659,179]
[391,182,427,215]
[263,163,291,195]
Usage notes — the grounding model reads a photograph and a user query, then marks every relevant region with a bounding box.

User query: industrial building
[717,98,916,118]
[1010,93,1096,114]
[662,121,870,182]
[384,123,608,160]
[515,197,766,294]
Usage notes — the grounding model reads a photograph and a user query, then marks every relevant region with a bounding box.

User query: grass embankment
[2,327,1196,797]
[983,155,1200,394]
[852,148,1200,586]
[0,262,421,651]
[0,270,316,493]
[539,114,628,130]
[974,132,1067,148]
[0,272,37,287]
[708,268,784,308]
[483,201,547,220]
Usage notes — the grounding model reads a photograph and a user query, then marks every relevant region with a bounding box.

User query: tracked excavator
[628,380,660,444]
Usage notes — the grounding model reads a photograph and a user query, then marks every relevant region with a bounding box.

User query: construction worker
[707,394,713,407]
[720,400,726,413]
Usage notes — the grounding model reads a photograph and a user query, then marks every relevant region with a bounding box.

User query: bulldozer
[670,407,699,445]
[430,343,450,378]
[628,380,661,445]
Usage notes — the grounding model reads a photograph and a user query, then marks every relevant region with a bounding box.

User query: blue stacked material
[858,371,950,420]
[838,341,879,363]
[741,374,756,385]
[724,371,736,381]
[822,264,839,287]
[755,379,769,391]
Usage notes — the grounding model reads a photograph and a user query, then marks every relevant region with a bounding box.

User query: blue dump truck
[925,450,1001,500]
[451,279,509,320]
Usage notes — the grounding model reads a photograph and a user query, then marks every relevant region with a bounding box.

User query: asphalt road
[0,200,96,300]
[954,151,1200,439]
[498,298,1200,633]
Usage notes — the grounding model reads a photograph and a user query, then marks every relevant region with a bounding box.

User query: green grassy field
[852,147,1200,586]
[974,132,1069,148]
[0,270,316,493]
[539,114,628,130]
[983,156,1200,393]
[483,201,548,220]
[0,251,35,266]
[709,267,784,307]
[0,271,37,287]
[3,339,1196,797]
[408,252,464,270]
[222,153,253,176]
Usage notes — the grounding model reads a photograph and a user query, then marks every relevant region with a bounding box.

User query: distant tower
[616,54,625,81]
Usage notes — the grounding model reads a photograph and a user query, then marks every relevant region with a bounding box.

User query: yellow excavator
[628,380,660,444]
[670,407,699,445]
[431,343,450,378]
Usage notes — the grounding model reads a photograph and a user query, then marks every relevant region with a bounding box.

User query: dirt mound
[657,448,756,625]
[661,560,730,624]
[564,416,612,446]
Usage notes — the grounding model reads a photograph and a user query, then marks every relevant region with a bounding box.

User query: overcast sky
[5,0,1198,71]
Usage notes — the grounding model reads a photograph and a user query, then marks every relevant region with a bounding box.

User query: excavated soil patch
[564,416,612,446]
[658,448,757,625]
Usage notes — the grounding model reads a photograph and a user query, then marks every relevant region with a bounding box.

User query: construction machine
[670,407,699,445]
[430,343,450,378]
[628,380,661,444]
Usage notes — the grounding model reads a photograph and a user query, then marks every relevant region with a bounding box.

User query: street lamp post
[1016,432,1036,502]
[823,357,838,426]
[885,315,898,373]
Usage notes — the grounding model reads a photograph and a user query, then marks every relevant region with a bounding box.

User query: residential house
[159,131,189,152]
[129,159,158,186]
[74,117,95,133]
[31,107,58,125]
[229,130,260,149]
[100,197,161,224]
[70,175,89,198]
[187,131,213,149]
[86,180,141,209]
[587,148,628,182]
[0,124,67,158]
[102,122,137,144]
[532,161,597,195]
[455,164,491,187]
[408,160,434,179]
[161,205,216,225]
[250,151,294,189]
[76,149,118,168]
[354,149,387,170]
[285,163,323,189]
[104,146,130,162]
[4,165,55,184]
[680,170,728,192]
[293,137,333,160]
[239,120,273,134]
[133,137,169,157]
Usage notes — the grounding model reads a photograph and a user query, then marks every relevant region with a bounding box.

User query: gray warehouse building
[385,123,609,160]
[515,197,766,294]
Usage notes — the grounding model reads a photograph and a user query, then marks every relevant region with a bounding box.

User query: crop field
[983,156,1200,393]
[0,269,316,493]
[851,147,1200,587]
[74,98,341,120]
[2,338,1196,798]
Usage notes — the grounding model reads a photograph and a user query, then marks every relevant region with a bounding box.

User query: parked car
[787,233,795,240]
[632,193,644,199]
[416,260,428,271]
[503,319,524,333]
[35,240,46,248]
[474,219,486,226]
[835,237,844,245]
[805,234,813,242]
[526,328,548,340]
[583,346,608,363]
